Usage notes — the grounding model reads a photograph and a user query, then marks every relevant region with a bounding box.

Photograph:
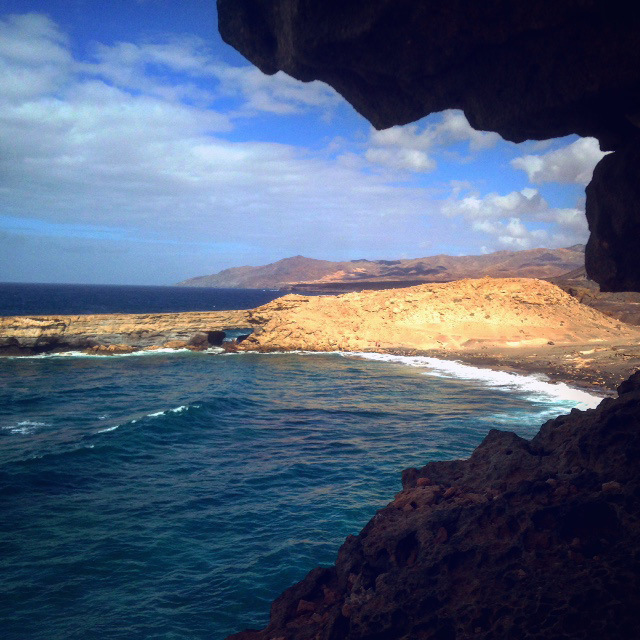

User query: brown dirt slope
[240,278,639,353]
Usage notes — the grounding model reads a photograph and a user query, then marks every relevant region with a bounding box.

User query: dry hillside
[178,247,585,290]
[240,278,638,353]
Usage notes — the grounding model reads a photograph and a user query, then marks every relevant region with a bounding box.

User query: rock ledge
[229,372,640,639]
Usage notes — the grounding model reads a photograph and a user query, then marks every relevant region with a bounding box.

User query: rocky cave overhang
[217,0,640,293]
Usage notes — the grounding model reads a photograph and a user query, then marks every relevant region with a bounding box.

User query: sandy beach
[384,342,640,393]
[237,278,640,393]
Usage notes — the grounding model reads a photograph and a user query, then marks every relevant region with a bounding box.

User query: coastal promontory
[3,277,640,388]
[238,278,640,388]
[0,310,251,355]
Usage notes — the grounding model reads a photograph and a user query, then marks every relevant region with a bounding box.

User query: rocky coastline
[0,310,251,356]
[228,372,640,639]
[3,278,640,637]
[3,278,640,391]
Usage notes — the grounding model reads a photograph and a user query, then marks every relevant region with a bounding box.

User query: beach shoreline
[378,343,636,394]
[3,278,640,393]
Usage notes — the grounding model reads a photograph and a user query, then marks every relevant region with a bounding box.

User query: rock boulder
[229,373,640,639]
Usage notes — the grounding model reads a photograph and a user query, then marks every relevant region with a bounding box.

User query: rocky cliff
[229,372,640,639]
[0,310,250,355]
[217,0,640,292]
[214,4,640,637]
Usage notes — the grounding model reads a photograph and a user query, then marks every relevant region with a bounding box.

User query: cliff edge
[0,310,250,355]
[229,371,640,639]
[240,278,637,353]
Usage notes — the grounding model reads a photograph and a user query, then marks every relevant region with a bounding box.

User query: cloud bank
[511,137,607,185]
[0,13,598,283]
[365,111,501,172]
[442,187,588,250]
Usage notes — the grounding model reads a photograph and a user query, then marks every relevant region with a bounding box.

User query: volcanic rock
[206,330,227,346]
[87,344,137,355]
[228,372,640,639]
[585,136,640,292]
[217,0,640,290]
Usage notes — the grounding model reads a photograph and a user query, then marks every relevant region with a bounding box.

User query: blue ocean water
[0,282,285,316]
[0,287,602,639]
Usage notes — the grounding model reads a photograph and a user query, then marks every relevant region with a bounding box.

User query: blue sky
[0,1,606,284]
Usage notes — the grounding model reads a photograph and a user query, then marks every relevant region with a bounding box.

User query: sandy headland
[2,277,640,391]
[238,278,640,391]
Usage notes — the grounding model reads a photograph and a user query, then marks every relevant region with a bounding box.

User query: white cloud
[511,137,607,185]
[212,65,340,116]
[365,147,436,172]
[0,13,72,102]
[365,110,501,173]
[442,186,589,250]
[0,13,439,282]
[442,188,546,220]
[78,36,341,117]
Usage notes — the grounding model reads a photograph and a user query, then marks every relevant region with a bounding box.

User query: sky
[0,1,607,285]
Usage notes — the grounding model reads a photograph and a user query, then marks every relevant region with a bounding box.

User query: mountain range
[177,245,586,292]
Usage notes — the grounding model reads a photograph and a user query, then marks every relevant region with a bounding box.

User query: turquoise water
[0,349,600,639]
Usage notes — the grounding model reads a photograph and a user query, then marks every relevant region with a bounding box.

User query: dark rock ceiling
[217,0,640,291]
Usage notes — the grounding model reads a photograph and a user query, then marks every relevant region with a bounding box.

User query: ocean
[0,282,285,316]
[0,284,602,639]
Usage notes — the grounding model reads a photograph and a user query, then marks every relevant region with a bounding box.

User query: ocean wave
[94,404,198,434]
[95,424,120,434]
[6,347,195,360]
[343,352,602,410]
[146,404,199,419]
[1,420,50,435]
[223,350,337,356]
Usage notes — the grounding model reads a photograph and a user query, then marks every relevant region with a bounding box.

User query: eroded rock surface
[229,372,640,639]
[585,136,640,291]
[218,1,640,146]
[217,0,640,291]
[240,278,637,353]
[0,310,250,355]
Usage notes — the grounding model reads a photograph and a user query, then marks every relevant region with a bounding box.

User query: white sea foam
[343,352,603,410]
[146,404,194,419]
[205,346,225,354]
[223,349,337,356]
[96,407,179,434]
[96,424,120,434]
[2,420,50,435]
[6,347,194,360]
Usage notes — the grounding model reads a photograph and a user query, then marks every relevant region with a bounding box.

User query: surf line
[341,351,602,410]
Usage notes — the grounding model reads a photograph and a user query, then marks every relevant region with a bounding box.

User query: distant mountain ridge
[177,246,586,291]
